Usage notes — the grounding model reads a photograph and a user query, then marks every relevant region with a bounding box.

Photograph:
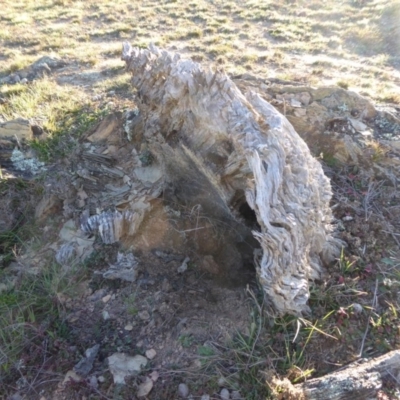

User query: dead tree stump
[122,43,341,315]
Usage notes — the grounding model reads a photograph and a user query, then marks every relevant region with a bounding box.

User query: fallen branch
[297,350,400,400]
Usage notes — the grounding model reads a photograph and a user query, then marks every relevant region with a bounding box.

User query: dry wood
[121,43,341,315]
[298,350,400,400]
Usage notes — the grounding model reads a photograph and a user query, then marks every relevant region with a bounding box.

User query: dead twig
[357,278,379,358]
[363,180,384,221]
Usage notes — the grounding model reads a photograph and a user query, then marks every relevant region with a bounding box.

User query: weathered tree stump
[121,44,341,315]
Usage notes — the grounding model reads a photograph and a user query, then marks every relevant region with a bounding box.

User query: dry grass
[0,0,399,102]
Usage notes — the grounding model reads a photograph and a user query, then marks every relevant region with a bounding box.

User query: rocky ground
[1,55,400,398]
[1,1,400,399]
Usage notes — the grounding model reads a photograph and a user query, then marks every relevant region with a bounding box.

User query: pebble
[231,391,242,399]
[88,375,98,389]
[145,348,157,359]
[124,324,133,331]
[9,74,20,84]
[97,375,105,383]
[88,289,107,302]
[102,294,111,303]
[138,310,150,320]
[220,388,230,400]
[218,377,227,387]
[352,303,363,314]
[200,395,210,400]
[102,311,110,320]
[178,383,189,398]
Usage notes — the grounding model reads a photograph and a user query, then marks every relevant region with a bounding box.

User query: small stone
[177,256,190,274]
[102,311,110,320]
[149,370,159,382]
[138,310,150,320]
[360,129,372,136]
[294,108,307,117]
[201,395,210,400]
[349,118,367,132]
[342,216,353,222]
[97,375,105,383]
[107,353,148,384]
[0,118,32,141]
[88,288,107,302]
[137,377,153,397]
[145,348,157,360]
[73,344,100,376]
[231,391,242,400]
[88,375,98,389]
[220,388,230,400]
[352,303,363,314]
[63,370,82,384]
[290,98,302,108]
[218,377,226,387]
[299,92,311,106]
[124,324,133,331]
[102,294,111,303]
[87,114,119,142]
[9,74,21,84]
[31,125,44,136]
[178,383,189,398]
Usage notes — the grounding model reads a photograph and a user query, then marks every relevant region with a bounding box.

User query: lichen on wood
[121,43,341,315]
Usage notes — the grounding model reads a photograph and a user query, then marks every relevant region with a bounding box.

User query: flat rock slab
[107,353,148,384]
[0,119,32,141]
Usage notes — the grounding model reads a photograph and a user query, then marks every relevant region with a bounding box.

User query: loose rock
[137,377,153,397]
[73,344,100,377]
[107,353,148,384]
[138,310,150,320]
[352,303,363,314]
[124,324,133,331]
[88,375,98,389]
[178,383,190,398]
[0,119,32,141]
[102,294,111,303]
[220,388,230,400]
[177,256,190,274]
[145,348,157,359]
[62,370,82,385]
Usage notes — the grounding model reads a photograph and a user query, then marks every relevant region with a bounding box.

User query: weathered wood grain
[121,43,341,315]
